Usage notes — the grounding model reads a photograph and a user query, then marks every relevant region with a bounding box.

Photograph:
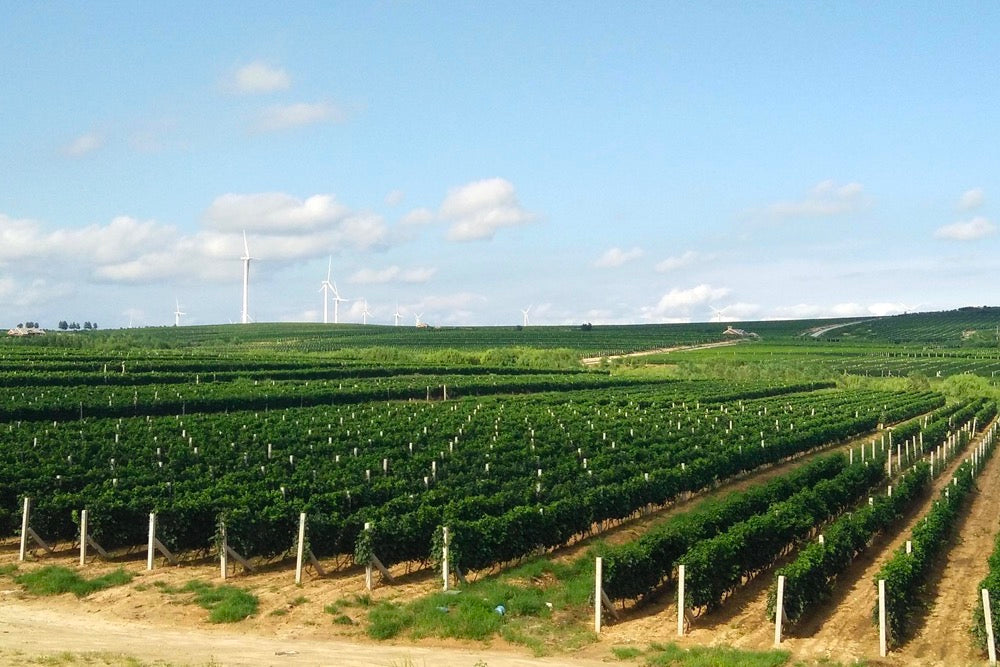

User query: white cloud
[934,216,996,241]
[63,132,104,157]
[440,178,535,241]
[205,193,350,233]
[0,276,74,308]
[594,246,643,268]
[765,180,871,219]
[0,214,176,265]
[766,301,915,320]
[655,250,701,272]
[642,284,730,321]
[232,62,291,94]
[349,265,436,284]
[384,190,405,207]
[400,208,435,226]
[958,188,985,211]
[710,302,761,321]
[253,102,345,132]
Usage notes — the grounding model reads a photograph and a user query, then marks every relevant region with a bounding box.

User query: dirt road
[0,598,610,667]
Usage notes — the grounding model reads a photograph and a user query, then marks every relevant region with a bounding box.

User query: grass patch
[643,642,790,667]
[332,613,354,625]
[365,552,598,652]
[612,646,643,660]
[14,566,133,598]
[0,563,18,576]
[159,580,258,623]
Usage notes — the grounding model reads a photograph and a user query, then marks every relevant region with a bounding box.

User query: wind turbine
[240,231,254,325]
[414,312,423,327]
[173,299,186,327]
[331,282,347,324]
[393,302,402,327]
[319,257,335,324]
[360,298,373,325]
[710,305,730,323]
[520,305,532,327]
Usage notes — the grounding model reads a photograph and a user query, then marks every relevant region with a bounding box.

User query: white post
[774,575,785,646]
[19,497,30,562]
[677,563,686,636]
[594,556,603,633]
[295,513,307,585]
[442,527,450,592]
[906,540,912,554]
[984,588,997,665]
[80,509,89,566]
[147,513,156,570]
[220,520,228,580]
[879,578,888,657]
[365,522,373,591]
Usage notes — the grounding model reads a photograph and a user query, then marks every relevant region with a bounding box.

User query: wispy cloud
[764,180,871,219]
[253,102,345,132]
[384,190,405,207]
[63,132,104,157]
[231,61,291,94]
[934,216,995,241]
[594,246,643,268]
[441,178,536,241]
[349,265,436,284]
[958,188,985,211]
[655,250,702,272]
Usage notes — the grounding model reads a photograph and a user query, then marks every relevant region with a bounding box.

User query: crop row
[2,385,941,574]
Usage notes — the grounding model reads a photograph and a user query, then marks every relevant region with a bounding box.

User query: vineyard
[4,311,1000,666]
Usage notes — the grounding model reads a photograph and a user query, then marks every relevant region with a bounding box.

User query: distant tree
[83,322,92,330]
[92,322,98,330]
[69,322,80,330]
[16,323,23,329]
[58,321,68,330]
[580,322,593,331]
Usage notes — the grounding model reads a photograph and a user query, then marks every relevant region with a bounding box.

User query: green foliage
[179,580,259,623]
[14,566,133,597]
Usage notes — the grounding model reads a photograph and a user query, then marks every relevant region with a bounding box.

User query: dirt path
[780,421,1000,665]
[580,340,740,365]
[0,597,610,667]
[802,320,873,339]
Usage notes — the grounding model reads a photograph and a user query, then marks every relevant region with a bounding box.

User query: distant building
[7,327,46,337]
[723,326,759,339]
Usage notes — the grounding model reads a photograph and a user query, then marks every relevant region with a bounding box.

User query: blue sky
[2,2,998,328]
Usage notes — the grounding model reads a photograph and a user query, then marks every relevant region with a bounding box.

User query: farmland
[4,308,1000,666]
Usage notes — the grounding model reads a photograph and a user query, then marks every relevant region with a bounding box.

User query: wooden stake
[295,513,306,585]
[879,579,888,657]
[442,526,450,592]
[19,497,30,562]
[80,509,89,566]
[985,588,998,666]
[774,575,785,646]
[594,557,603,633]
[678,563,686,636]
[220,520,228,580]
[365,522,373,591]
[147,513,156,570]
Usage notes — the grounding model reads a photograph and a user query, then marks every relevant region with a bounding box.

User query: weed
[15,566,133,598]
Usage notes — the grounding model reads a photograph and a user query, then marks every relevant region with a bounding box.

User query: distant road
[581,339,740,366]
[801,319,872,338]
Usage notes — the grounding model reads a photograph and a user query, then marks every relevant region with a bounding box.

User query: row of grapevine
[874,421,998,647]
[600,454,847,601]
[678,453,888,612]
[767,399,997,626]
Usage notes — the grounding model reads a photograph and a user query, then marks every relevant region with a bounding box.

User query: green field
[5,307,1000,661]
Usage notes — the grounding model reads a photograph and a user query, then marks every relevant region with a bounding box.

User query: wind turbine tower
[360,298,373,325]
[331,283,347,324]
[319,257,335,324]
[174,299,186,327]
[240,231,253,325]
[521,305,532,327]
[393,302,402,327]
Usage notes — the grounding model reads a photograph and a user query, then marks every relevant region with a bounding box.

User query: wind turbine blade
[242,230,250,257]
